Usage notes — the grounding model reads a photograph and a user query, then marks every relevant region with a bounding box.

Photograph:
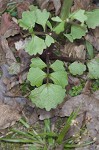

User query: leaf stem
[21,31,49,38]
[46,51,50,84]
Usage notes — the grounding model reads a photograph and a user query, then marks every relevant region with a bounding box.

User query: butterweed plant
[18,0,99,110]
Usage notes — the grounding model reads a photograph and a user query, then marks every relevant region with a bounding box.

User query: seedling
[17,0,99,110]
[69,84,83,97]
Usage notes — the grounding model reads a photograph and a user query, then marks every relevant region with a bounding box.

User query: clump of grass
[0,109,95,150]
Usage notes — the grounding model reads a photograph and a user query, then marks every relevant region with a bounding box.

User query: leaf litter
[59,91,99,149]
[0,0,99,149]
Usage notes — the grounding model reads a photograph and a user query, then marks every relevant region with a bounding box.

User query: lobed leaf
[29,5,38,11]
[86,9,99,29]
[71,25,87,40]
[18,11,36,30]
[30,57,46,69]
[30,84,66,111]
[25,36,46,55]
[53,21,65,34]
[65,25,87,41]
[27,68,46,87]
[45,35,54,47]
[70,9,87,23]
[35,9,50,31]
[87,58,99,79]
[69,61,86,75]
[50,71,68,88]
[50,60,65,71]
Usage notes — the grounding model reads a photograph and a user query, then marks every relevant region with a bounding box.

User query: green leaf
[45,35,54,47]
[18,11,36,30]
[35,9,50,30]
[53,21,65,34]
[70,9,87,23]
[65,25,87,41]
[57,108,79,144]
[29,145,39,150]
[25,36,46,55]
[30,57,46,69]
[50,60,65,71]
[50,71,68,88]
[29,5,38,11]
[71,25,87,40]
[69,61,86,75]
[46,21,52,30]
[87,58,99,79]
[51,16,62,22]
[86,41,94,59]
[27,68,46,87]
[86,9,99,29]
[30,84,66,111]
[64,34,73,42]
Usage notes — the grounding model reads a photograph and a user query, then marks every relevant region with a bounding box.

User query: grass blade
[57,108,79,144]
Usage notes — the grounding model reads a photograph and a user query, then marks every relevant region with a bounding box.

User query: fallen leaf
[68,75,80,86]
[22,105,39,125]
[0,0,8,13]
[0,13,20,38]
[36,0,61,15]
[60,91,99,143]
[17,1,30,18]
[60,43,86,60]
[71,0,92,12]
[1,37,16,65]
[51,0,61,15]
[0,40,6,65]
[36,0,49,10]
[93,27,99,38]
[37,109,59,120]
[15,39,26,51]
[0,65,10,102]
[0,64,27,108]
[0,103,21,129]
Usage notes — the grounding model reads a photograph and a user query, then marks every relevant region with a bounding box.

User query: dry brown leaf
[68,75,80,86]
[1,37,16,65]
[36,0,61,15]
[0,41,6,65]
[0,0,8,13]
[85,34,99,51]
[0,64,27,108]
[71,0,92,12]
[0,13,20,38]
[60,43,86,60]
[60,91,99,144]
[17,2,30,18]
[51,0,61,15]
[0,103,21,129]
[23,106,39,125]
[37,109,59,120]
[93,27,99,38]
[36,0,49,10]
